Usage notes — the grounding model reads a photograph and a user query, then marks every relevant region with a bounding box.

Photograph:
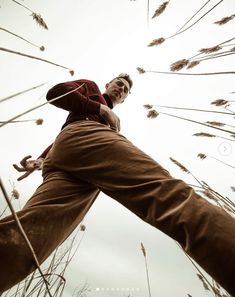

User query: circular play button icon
[218,142,232,156]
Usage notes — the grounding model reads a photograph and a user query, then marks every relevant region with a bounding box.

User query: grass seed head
[12,189,20,199]
[170,59,189,72]
[147,109,159,119]
[187,61,200,69]
[152,1,169,18]
[35,118,43,125]
[80,224,86,231]
[210,99,228,106]
[148,37,165,47]
[193,132,216,137]
[31,13,48,30]
[137,67,146,74]
[206,121,225,127]
[214,14,235,25]
[169,157,190,174]
[143,104,153,110]
[199,45,222,54]
[197,153,207,160]
[140,242,146,257]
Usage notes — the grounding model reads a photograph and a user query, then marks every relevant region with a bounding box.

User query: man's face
[105,78,130,105]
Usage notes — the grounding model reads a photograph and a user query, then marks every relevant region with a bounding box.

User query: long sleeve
[46,80,101,115]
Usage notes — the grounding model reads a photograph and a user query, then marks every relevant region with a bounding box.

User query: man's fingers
[17,171,31,181]
[13,164,26,172]
[20,155,32,167]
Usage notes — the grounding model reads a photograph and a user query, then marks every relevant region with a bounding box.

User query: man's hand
[100,104,120,132]
[13,155,44,181]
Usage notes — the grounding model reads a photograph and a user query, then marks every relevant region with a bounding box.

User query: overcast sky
[1,0,235,296]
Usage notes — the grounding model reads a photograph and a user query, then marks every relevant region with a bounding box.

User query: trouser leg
[51,121,235,296]
[0,169,99,293]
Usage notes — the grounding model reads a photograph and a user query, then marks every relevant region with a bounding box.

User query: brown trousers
[0,121,235,295]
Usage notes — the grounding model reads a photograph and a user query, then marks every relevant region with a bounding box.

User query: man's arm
[46,81,101,115]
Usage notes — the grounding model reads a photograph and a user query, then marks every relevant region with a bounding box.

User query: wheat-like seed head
[11,189,20,199]
[169,157,190,174]
[214,14,235,25]
[210,99,228,106]
[31,13,48,30]
[147,109,159,119]
[152,1,169,18]
[148,37,165,47]
[140,242,146,257]
[143,104,153,110]
[187,61,200,69]
[199,45,222,54]
[197,153,207,160]
[206,121,225,127]
[170,59,189,72]
[193,132,216,137]
[80,224,86,231]
[35,118,43,125]
[196,274,210,291]
[137,67,146,74]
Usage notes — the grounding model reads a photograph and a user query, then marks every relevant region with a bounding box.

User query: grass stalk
[0,178,52,297]
[0,47,73,75]
[0,83,84,128]
[140,243,152,297]
[0,27,44,51]
[0,83,47,104]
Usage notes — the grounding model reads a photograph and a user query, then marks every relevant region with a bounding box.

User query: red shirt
[38,79,113,159]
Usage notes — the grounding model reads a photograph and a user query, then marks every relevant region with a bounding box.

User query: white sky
[1,0,235,296]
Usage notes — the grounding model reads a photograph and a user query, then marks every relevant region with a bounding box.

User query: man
[0,74,235,295]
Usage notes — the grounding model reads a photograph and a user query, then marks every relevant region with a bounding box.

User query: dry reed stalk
[144,104,235,116]
[0,119,43,125]
[214,14,235,25]
[0,83,85,128]
[12,0,48,29]
[194,51,235,63]
[147,0,150,28]
[176,242,216,293]
[0,178,53,297]
[0,83,47,104]
[140,243,152,297]
[0,47,74,75]
[175,0,211,33]
[0,27,45,51]
[152,1,169,18]
[139,69,235,76]
[146,109,235,135]
[197,153,235,169]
